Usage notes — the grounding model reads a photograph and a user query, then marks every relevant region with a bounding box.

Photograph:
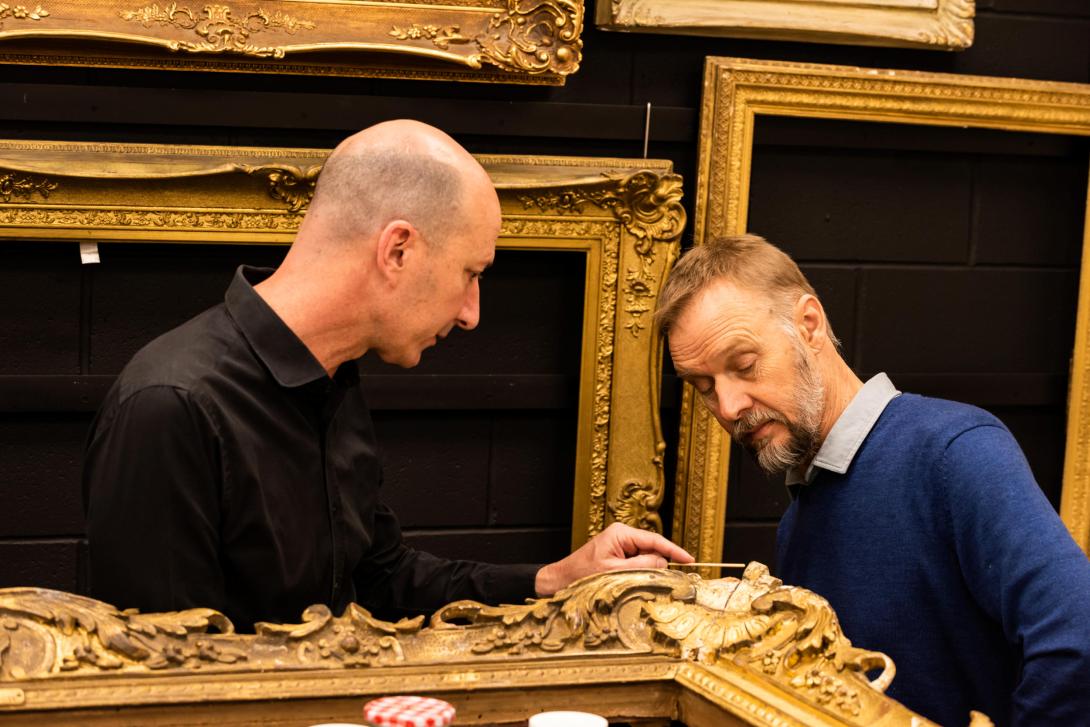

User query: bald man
[83,121,690,630]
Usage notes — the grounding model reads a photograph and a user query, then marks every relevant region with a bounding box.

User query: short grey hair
[308,145,467,247]
[655,234,841,349]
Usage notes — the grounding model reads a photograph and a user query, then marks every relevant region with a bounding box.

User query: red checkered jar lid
[363,696,455,727]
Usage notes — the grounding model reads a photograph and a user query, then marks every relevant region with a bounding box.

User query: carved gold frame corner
[596,0,973,51]
[676,57,1090,566]
[0,566,952,726]
[0,141,683,550]
[0,1,583,84]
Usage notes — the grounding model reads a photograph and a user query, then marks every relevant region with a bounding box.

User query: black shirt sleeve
[83,386,227,614]
[350,497,540,619]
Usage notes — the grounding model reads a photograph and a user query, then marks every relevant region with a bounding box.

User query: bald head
[306,120,495,248]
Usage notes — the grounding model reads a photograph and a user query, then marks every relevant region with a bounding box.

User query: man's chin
[376,349,424,369]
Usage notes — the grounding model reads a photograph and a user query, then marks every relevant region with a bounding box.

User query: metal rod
[642,102,651,158]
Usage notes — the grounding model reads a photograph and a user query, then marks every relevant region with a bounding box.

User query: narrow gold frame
[596,0,974,51]
[0,1,583,85]
[0,140,684,550]
[676,57,1090,567]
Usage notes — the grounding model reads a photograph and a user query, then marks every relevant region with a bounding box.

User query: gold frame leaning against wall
[596,0,974,51]
[0,1,583,84]
[0,564,972,726]
[0,139,683,549]
[675,57,1090,573]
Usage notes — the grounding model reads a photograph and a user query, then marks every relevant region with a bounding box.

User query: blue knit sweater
[777,393,1090,726]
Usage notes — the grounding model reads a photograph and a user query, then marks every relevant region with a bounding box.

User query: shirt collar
[786,373,900,491]
[224,265,331,389]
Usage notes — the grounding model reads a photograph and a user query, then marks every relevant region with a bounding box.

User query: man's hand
[534,522,695,596]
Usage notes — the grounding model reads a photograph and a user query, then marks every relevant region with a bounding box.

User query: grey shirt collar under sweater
[786,372,900,495]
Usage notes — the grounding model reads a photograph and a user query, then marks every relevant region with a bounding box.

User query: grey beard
[730,344,825,475]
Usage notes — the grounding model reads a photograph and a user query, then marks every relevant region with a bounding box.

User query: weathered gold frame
[0,1,582,84]
[676,57,1090,568]
[0,140,683,549]
[596,0,973,50]
[0,565,943,726]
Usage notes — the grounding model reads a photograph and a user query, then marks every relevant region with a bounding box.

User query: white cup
[528,711,609,727]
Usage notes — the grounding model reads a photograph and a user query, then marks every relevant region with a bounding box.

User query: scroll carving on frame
[0,0,583,84]
[0,141,680,551]
[597,0,974,51]
[676,57,1090,571]
[0,565,973,726]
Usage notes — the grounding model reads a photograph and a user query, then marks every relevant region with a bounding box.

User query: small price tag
[79,241,100,265]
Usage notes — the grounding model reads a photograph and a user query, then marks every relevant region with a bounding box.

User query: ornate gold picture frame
[676,57,1090,567]
[0,139,682,549]
[596,0,973,50]
[0,1,583,84]
[0,565,940,725]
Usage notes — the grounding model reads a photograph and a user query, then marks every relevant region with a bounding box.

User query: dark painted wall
[1,0,1088,592]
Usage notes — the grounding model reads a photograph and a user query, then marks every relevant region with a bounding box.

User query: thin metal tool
[642,102,651,158]
[668,561,747,569]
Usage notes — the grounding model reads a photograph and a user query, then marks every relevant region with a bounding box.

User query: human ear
[375,220,414,284]
[795,294,828,352]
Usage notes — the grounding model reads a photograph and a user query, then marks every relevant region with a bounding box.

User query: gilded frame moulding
[0,139,683,550]
[0,564,971,726]
[596,0,973,51]
[0,1,583,84]
[676,57,1090,572]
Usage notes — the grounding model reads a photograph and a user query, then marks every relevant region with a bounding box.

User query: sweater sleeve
[940,424,1090,724]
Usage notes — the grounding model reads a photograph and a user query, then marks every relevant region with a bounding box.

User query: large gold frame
[0,1,582,84]
[596,0,973,51]
[677,57,1090,568]
[0,564,954,726]
[0,140,683,549]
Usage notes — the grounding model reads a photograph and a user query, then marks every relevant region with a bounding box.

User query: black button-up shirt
[84,266,538,629]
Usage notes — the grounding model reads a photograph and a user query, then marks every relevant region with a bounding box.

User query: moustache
[729,407,790,442]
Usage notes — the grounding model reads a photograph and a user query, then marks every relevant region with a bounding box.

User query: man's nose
[456,280,481,330]
[714,384,752,424]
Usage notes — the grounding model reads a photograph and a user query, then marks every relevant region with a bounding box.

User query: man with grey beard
[654,234,1090,727]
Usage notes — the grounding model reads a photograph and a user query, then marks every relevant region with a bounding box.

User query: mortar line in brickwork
[486,415,496,527]
[79,265,93,375]
[968,158,980,267]
[975,7,1090,22]
[852,268,864,373]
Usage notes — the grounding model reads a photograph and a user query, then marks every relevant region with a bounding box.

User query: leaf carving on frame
[430,561,895,715]
[254,604,422,667]
[0,172,57,202]
[0,589,242,678]
[917,0,974,48]
[474,0,582,75]
[0,206,300,231]
[608,477,663,531]
[236,163,323,213]
[120,3,316,58]
[389,23,469,50]
[588,227,620,540]
[0,4,49,29]
[517,170,686,256]
[0,565,906,721]
[621,265,656,338]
